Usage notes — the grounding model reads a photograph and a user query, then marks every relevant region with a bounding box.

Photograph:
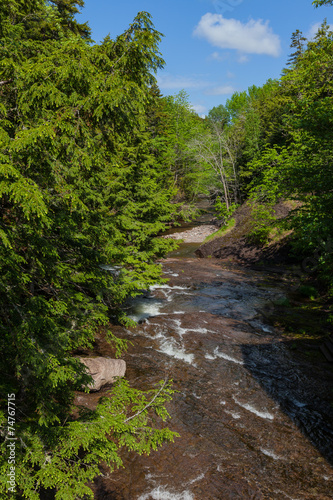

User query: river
[85,229,333,499]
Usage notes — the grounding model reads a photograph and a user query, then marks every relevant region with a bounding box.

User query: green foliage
[247,203,277,245]
[0,2,180,498]
[3,0,333,493]
[224,91,248,123]
[313,0,333,6]
[204,81,284,203]
[0,0,91,40]
[203,217,235,243]
[287,29,307,66]
[255,22,333,246]
[0,380,178,500]
[162,90,208,199]
[190,8,333,276]
[207,104,230,126]
[214,199,238,220]
[190,116,241,208]
[298,285,319,299]
[236,16,333,278]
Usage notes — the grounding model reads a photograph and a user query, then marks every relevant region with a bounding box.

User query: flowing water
[86,236,333,499]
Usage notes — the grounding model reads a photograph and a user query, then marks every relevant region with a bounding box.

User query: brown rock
[79,357,126,391]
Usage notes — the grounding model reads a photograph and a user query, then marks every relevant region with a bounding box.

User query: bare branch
[124,379,168,423]
[0,80,13,86]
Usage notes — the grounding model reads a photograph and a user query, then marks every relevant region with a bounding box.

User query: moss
[203,218,235,243]
[274,297,291,307]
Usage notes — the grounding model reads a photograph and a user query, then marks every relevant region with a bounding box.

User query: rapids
[86,244,333,499]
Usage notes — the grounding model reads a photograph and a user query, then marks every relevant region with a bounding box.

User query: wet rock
[79,357,126,391]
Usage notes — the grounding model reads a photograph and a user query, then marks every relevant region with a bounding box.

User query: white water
[233,396,275,420]
[127,284,191,321]
[170,318,213,337]
[138,486,194,500]
[140,321,196,365]
[157,340,195,364]
[224,409,242,419]
[187,473,205,485]
[149,284,187,291]
[205,347,244,365]
[260,448,282,460]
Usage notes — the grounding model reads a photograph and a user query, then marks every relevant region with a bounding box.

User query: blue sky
[80,0,332,116]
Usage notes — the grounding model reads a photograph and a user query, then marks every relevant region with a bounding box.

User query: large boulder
[79,357,126,391]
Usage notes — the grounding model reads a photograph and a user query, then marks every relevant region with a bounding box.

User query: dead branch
[0,80,13,86]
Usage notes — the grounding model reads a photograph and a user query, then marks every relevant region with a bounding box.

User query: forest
[0,0,333,498]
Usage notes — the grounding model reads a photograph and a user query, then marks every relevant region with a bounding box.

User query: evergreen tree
[0,2,179,498]
[313,0,333,6]
[287,29,307,66]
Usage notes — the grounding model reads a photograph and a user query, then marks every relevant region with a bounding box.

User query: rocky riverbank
[195,201,295,267]
[162,201,295,266]
[162,224,218,243]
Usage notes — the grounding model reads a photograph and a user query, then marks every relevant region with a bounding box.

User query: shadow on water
[241,339,333,466]
[166,242,199,259]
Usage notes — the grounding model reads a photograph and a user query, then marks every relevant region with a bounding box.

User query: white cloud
[211,51,221,60]
[238,54,249,63]
[307,22,321,40]
[209,51,229,61]
[227,70,235,78]
[191,104,207,116]
[193,13,281,57]
[205,85,236,95]
[157,74,211,90]
[307,21,332,40]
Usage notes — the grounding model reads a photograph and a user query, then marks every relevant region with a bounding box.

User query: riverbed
[86,234,333,499]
